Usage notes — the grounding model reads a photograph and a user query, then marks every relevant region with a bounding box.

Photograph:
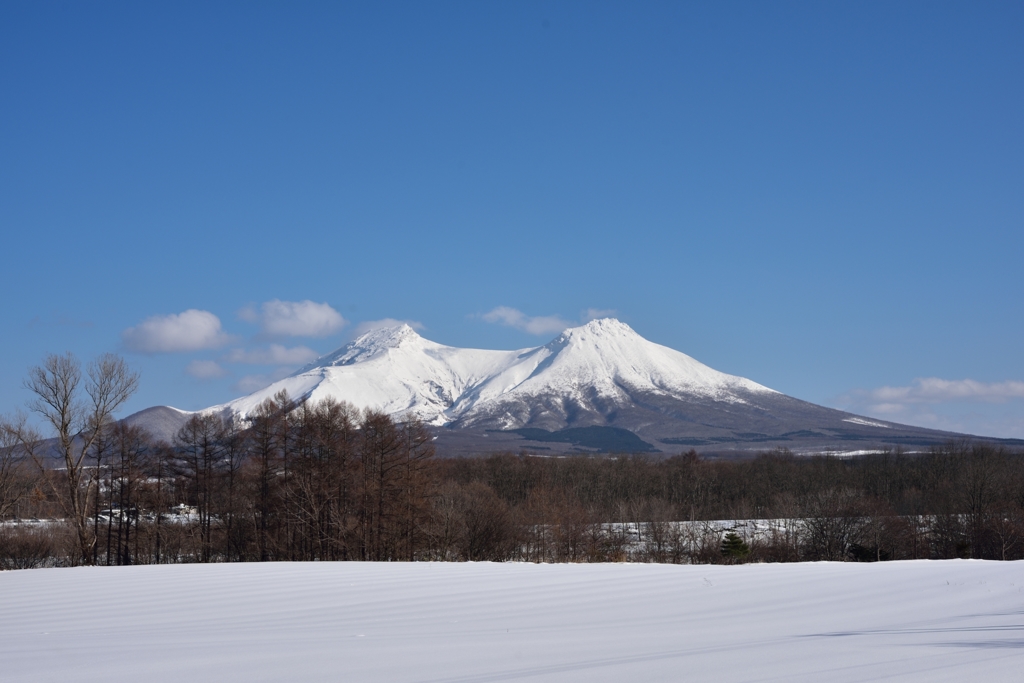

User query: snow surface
[844,417,892,429]
[2,560,1022,682]
[212,319,776,427]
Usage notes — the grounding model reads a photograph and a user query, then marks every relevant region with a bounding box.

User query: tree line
[2,353,1024,568]
[433,442,1024,563]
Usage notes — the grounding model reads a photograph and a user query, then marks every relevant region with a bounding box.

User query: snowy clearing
[2,560,1022,682]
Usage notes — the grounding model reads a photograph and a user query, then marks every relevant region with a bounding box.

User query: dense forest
[2,354,1024,569]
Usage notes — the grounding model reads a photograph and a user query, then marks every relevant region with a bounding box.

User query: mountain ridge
[122,318,1007,456]
[212,318,778,429]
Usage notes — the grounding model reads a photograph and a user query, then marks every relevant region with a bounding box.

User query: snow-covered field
[2,561,1022,682]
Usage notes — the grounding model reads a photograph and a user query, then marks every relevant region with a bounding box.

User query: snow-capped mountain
[128,318,984,455]
[212,318,776,427]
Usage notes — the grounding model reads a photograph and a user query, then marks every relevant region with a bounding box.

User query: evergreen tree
[721,531,750,562]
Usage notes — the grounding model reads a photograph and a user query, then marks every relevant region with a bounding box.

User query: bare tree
[0,416,37,520]
[23,352,139,564]
[443,481,516,562]
[800,487,865,561]
[358,410,404,560]
[357,411,437,560]
[174,413,229,562]
[246,392,293,561]
[288,397,359,561]
[106,422,151,565]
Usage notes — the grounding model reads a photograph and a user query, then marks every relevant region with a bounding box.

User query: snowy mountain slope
[211,318,778,430]
[128,319,985,454]
[447,318,778,431]
[215,323,529,424]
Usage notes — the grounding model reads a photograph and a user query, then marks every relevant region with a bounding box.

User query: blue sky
[2,2,1022,438]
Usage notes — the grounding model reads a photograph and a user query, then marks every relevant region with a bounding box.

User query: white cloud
[860,406,1024,440]
[481,306,619,335]
[582,308,617,322]
[849,378,1024,407]
[225,344,320,366]
[836,377,1024,439]
[122,310,232,353]
[482,307,571,335]
[352,318,425,338]
[239,300,346,338]
[185,360,228,379]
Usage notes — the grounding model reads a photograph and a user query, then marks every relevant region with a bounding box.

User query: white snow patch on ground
[2,560,1022,682]
[844,417,892,428]
[826,449,889,458]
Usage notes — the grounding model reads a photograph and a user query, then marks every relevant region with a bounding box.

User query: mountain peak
[296,323,425,371]
[352,323,422,348]
[558,317,636,340]
[337,323,426,362]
